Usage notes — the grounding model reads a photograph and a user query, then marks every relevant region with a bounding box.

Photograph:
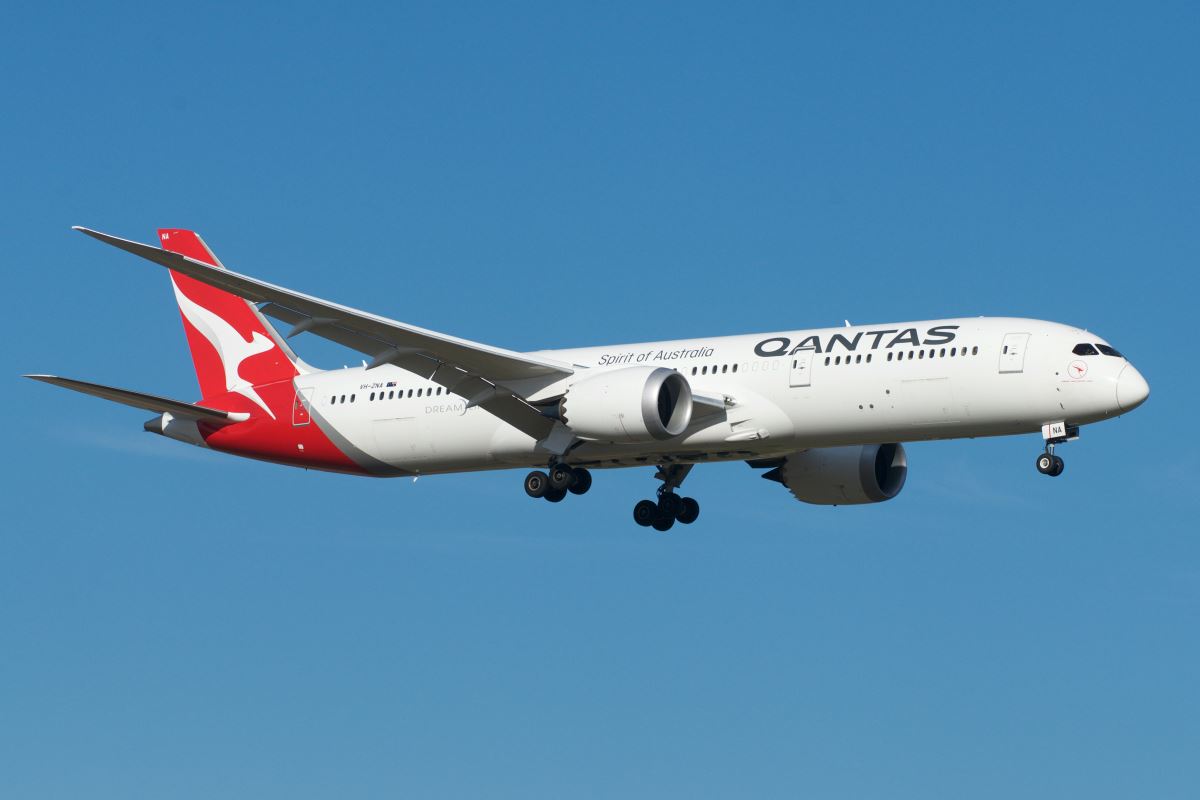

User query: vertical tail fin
[158,229,299,418]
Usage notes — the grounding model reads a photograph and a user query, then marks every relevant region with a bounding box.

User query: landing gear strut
[632,463,701,532]
[1036,422,1077,478]
[525,465,592,502]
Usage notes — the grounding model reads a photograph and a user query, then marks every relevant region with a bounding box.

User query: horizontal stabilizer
[24,375,247,424]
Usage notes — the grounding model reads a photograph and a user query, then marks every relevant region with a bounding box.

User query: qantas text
[754,325,959,357]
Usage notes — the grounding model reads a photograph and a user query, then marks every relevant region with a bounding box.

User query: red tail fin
[158,229,298,418]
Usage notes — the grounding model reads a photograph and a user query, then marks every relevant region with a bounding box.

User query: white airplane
[28,227,1150,530]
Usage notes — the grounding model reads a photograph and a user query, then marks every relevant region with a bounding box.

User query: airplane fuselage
[191,316,1147,476]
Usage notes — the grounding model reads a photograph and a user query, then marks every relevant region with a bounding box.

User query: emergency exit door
[790,349,816,387]
[998,333,1031,374]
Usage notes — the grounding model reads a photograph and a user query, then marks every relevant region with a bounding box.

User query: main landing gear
[524,464,592,503]
[633,464,700,532]
[1036,421,1078,478]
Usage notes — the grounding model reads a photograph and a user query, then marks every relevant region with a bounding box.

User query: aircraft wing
[74,227,574,442]
[25,375,247,424]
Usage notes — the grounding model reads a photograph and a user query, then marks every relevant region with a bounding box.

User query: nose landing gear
[1036,421,1077,477]
[632,463,701,532]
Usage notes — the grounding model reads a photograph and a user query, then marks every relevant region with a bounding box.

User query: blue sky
[2,2,1197,797]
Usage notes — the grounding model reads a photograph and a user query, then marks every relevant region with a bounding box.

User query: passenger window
[940,348,946,357]
[866,354,872,363]
[350,394,355,402]
[340,394,346,403]
[1096,344,1123,357]
[972,346,978,355]
[887,352,893,362]
[950,347,956,356]
[417,388,423,397]
[825,357,831,366]
[918,350,924,359]
[330,396,335,405]
[691,367,697,376]
[732,364,738,373]
[370,392,375,401]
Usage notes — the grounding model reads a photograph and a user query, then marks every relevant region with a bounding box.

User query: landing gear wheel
[1036,454,1054,475]
[568,467,592,495]
[524,470,549,498]
[676,497,700,525]
[633,499,658,527]
[1049,455,1065,477]
[548,464,575,491]
[657,492,682,519]
[630,464,698,529]
[544,487,567,503]
[652,513,675,532]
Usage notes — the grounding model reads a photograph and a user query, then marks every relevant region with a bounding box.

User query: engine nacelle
[560,366,692,443]
[777,443,908,505]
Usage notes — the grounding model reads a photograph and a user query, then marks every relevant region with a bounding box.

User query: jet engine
[560,366,692,443]
[768,443,908,505]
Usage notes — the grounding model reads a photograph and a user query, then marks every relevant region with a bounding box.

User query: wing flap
[25,375,246,424]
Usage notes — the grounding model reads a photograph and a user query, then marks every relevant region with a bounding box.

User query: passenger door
[998,333,1031,374]
[292,386,314,426]
[789,348,816,387]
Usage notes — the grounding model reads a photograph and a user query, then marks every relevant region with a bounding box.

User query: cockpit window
[1096,344,1123,358]
[1072,343,1099,356]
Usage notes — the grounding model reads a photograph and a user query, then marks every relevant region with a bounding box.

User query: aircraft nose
[1116,364,1150,412]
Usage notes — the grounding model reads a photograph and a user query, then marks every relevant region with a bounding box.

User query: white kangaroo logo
[172,277,278,419]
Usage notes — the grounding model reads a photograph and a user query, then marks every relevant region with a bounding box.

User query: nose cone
[1116,364,1150,412]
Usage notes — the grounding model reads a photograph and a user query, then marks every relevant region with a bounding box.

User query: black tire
[524,470,549,498]
[548,464,575,491]
[1036,454,1053,474]
[676,497,700,525]
[544,487,567,503]
[633,499,658,527]
[1050,455,1065,477]
[568,467,592,495]
[652,513,675,532]
[657,492,682,518]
